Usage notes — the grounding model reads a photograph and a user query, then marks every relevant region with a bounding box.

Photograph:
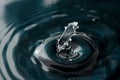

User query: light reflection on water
[0,0,120,80]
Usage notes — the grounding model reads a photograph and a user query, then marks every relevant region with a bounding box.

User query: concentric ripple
[0,0,120,80]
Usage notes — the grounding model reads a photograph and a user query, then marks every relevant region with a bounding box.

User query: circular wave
[0,0,120,80]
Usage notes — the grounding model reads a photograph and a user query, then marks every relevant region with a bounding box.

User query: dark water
[0,0,120,80]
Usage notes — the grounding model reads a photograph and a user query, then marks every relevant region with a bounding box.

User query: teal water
[0,0,120,80]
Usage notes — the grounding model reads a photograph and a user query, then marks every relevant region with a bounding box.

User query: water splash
[0,0,120,80]
[57,22,79,52]
[56,22,99,61]
[56,22,81,61]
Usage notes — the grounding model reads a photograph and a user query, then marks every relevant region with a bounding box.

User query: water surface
[0,0,120,80]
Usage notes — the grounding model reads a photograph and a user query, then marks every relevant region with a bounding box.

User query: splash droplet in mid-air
[56,22,82,61]
[56,22,98,61]
[33,22,99,75]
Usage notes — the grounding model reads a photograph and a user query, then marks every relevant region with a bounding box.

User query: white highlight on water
[24,24,37,31]
[6,32,25,80]
[0,28,15,80]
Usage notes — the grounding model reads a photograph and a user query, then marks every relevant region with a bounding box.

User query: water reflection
[0,0,120,80]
